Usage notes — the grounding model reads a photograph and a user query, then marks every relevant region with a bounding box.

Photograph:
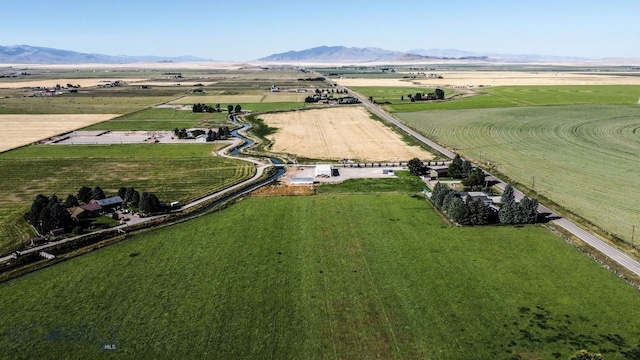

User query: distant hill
[0,45,209,64]
[257,46,490,63]
[408,48,591,63]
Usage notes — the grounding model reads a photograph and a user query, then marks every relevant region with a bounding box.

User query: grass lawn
[1,187,640,358]
[0,144,254,254]
[397,104,640,243]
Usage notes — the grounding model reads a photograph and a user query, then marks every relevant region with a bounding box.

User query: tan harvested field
[172,95,265,104]
[260,107,434,161]
[335,71,640,87]
[0,78,147,89]
[0,114,118,152]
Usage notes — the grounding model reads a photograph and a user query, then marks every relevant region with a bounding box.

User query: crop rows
[398,104,640,241]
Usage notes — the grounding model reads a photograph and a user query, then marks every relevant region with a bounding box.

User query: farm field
[83,108,230,131]
[0,144,254,254]
[0,77,147,88]
[351,85,640,112]
[259,107,434,161]
[0,94,175,114]
[334,71,640,88]
[172,92,308,104]
[1,192,640,359]
[398,104,640,242]
[0,114,118,152]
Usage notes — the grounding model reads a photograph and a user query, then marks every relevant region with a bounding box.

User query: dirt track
[260,107,433,162]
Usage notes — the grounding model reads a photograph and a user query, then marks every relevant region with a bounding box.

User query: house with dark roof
[92,196,123,212]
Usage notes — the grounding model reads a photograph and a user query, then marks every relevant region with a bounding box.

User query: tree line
[498,185,539,225]
[401,88,445,102]
[430,183,490,225]
[192,104,242,114]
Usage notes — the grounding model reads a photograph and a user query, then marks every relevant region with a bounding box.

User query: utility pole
[632,225,636,248]
[532,176,535,191]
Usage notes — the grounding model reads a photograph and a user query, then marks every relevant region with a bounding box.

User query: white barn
[315,164,333,177]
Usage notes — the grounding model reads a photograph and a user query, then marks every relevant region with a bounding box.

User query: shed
[31,236,47,246]
[95,196,123,209]
[50,228,65,236]
[315,165,333,177]
[429,166,449,180]
[291,177,314,185]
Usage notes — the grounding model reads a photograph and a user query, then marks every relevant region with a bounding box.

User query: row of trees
[173,127,230,140]
[498,185,539,224]
[401,89,445,102]
[192,104,242,114]
[116,186,162,214]
[431,183,489,225]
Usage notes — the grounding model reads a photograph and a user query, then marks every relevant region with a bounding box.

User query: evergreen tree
[131,190,140,208]
[519,197,539,224]
[407,158,424,176]
[77,186,92,204]
[92,186,106,200]
[448,154,464,179]
[124,187,136,203]
[474,198,489,225]
[227,104,234,113]
[64,194,79,208]
[501,184,515,204]
[234,104,242,113]
[118,187,127,199]
[462,160,473,177]
[442,192,456,212]
[499,200,519,224]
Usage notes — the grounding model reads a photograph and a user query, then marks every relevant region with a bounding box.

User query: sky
[1,0,639,60]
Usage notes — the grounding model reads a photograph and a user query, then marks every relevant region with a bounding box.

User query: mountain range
[0,45,208,64]
[257,46,490,63]
[0,44,627,65]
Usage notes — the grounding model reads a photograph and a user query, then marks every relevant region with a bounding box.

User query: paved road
[343,85,640,277]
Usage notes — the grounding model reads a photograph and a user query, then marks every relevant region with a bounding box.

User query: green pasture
[398,104,640,242]
[316,170,426,194]
[83,108,230,131]
[350,86,453,103]
[0,144,254,254]
[1,192,640,358]
[386,85,640,112]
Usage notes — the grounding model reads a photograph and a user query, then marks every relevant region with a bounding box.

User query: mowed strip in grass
[83,108,230,131]
[398,104,640,242]
[1,193,640,359]
[0,144,254,253]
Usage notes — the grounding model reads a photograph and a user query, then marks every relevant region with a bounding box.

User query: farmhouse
[315,164,333,178]
[93,196,123,212]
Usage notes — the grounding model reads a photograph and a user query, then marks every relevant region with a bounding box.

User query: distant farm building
[315,165,333,178]
[291,177,314,186]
